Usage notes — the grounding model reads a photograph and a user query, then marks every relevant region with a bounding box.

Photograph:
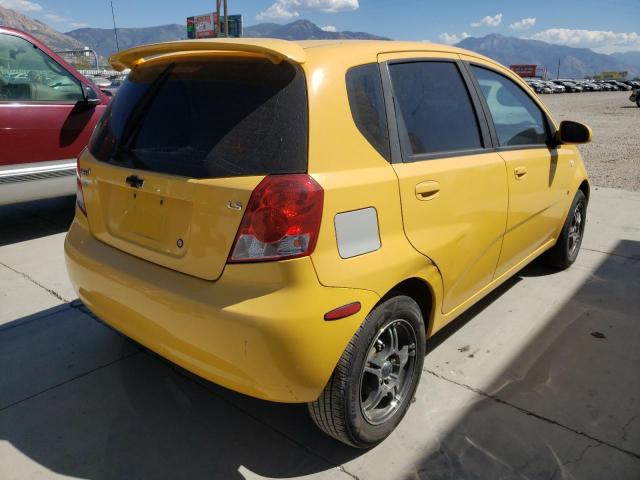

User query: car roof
[109,38,498,71]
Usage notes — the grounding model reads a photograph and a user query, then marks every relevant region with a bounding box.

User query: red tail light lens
[228,174,324,263]
[76,158,87,216]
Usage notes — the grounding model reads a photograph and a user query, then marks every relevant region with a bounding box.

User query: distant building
[595,71,628,80]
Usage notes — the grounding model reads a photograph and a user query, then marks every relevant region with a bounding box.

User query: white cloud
[510,17,536,31]
[0,0,43,12]
[471,13,502,28]
[321,25,337,32]
[257,0,359,21]
[439,32,470,45]
[44,13,66,22]
[532,28,640,53]
[69,22,88,28]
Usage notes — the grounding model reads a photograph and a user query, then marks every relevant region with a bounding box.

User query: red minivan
[0,27,108,205]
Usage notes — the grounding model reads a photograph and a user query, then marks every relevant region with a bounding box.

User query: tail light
[228,174,323,263]
[76,158,87,216]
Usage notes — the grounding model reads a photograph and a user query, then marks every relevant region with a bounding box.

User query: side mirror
[556,120,592,145]
[80,84,101,106]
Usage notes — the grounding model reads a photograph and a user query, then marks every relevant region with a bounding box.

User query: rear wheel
[308,295,425,448]
[544,190,587,269]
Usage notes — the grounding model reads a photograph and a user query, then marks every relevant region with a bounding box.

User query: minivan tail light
[76,158,87,216]
[228,174,324,263]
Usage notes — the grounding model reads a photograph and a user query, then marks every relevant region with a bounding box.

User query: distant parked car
[526,80,552,94]
[595,81,614,91]
[543,81,566,93]
[0,27,108,205]
[552,80,580,92]
[85,75,112,88]
[100,79,124,98]
[604,80,632,91]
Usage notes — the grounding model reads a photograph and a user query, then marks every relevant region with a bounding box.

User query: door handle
[415,180,440,200]
[514,166,528,179]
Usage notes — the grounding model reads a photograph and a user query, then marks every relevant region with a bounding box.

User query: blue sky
[2,0,639,53]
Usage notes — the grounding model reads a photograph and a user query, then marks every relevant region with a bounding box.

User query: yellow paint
[66,40,590,403]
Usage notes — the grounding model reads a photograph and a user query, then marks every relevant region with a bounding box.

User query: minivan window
[389,61,483,159]
[89,57,308,179]
[346,64,390,161]
[471,66,548,147]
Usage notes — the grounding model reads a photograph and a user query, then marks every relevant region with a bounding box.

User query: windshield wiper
[115,63,176,168]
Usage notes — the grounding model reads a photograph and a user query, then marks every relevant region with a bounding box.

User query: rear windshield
[89,57,308,178]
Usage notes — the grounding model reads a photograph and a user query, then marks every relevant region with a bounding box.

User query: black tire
[308,295,425,448]
[544,190,587,269]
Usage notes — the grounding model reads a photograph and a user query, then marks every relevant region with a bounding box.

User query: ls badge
[227,200,243,211]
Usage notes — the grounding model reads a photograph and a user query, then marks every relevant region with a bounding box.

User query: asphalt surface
[543,91,640,192]
[1,188,639,479]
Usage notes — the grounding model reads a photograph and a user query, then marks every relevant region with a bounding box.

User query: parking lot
[543,91,640,191]
[1,94,639,479]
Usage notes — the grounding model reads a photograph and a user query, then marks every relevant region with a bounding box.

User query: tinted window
[346,64,390,161]
[471,66,548,147]
[0,33,83,102]
[389,61,482,158]
[90,57,308,179]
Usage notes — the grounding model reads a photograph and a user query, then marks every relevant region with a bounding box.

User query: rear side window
[90,57,308,179]
[389,61,483,159]
[346,64,390,161]
[471,66,548,147]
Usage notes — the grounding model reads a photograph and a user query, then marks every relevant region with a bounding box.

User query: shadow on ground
[0,305,361,479]
[0,196,75,246]
[411,240,640,479]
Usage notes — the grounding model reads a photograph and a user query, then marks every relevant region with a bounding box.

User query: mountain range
[0,5,637,78]
[457,34,638,78]
[64,20,388,58]
[0,5,81,50]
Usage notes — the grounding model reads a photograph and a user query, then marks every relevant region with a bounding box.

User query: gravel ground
[541,91,640,191]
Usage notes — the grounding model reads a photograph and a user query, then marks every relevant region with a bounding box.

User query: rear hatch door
[81,55,308,280]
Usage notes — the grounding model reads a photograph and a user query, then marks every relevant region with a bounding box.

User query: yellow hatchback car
[65,38,591,447]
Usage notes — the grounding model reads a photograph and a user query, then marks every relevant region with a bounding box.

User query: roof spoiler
[109,38,306,71]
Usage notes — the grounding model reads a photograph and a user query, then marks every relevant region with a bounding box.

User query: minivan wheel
[544,190,587,269]
[308,295,425,448]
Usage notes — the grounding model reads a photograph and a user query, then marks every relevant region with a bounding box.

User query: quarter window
[346,64,390,161]
[0,34,83,102]
[389,61,483,159]
[471,66,548,147]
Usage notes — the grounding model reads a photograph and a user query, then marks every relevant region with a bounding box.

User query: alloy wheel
[359,319,418,425]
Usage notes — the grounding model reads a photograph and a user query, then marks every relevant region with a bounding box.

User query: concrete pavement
[0,188,639,479]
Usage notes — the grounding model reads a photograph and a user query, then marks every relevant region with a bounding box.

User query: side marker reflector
[324,302,361,321]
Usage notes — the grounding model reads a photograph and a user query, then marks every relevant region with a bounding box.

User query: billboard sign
[220,15,243,38]
[510,64,538,78]
[187,12,219,39]
[186,17,195,39]
[187,13,242,38]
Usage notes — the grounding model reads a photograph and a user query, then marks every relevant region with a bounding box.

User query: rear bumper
[64,213,379,402]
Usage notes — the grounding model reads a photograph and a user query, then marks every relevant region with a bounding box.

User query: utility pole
[110,1,120,52]
[224,0,229,37]
[556,57,561,80]
[216,0,222,36]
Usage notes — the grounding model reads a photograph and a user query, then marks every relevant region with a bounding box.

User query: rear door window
[90,57,308,179]
[388,61,483,160]
[471,66,549,147]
